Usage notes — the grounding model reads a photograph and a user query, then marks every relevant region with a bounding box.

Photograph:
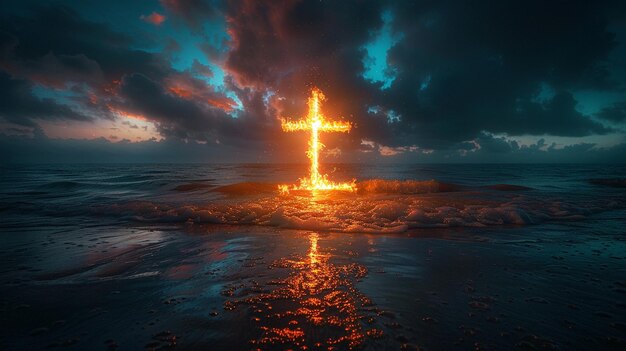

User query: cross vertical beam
[280,88,355,192]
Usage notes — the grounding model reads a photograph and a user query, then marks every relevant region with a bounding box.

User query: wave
[588,178,626,188]
[356,179,462,194]
[484,184,533,191]
[100,174,156,183]
[94,180,625,233]
[40,180,84,190]
[203,179,528,196]
[173,182,214,192]
[174,179,467,196]
[211,182,279,195]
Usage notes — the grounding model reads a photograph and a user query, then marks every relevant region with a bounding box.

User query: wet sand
[2,211,626,350]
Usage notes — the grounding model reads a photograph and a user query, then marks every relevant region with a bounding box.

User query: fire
[279,88,356,193]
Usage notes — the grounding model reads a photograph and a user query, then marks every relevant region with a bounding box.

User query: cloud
[160,0,220,29]
[0,1,625,161]
[111,73,283,149]
[2,133,624,164]
[141,12,166,26]
[116,73,228,139]
[0,72,90,131]
[216,0,624,153]
[497,92,613,137]
[473,133,518,154]
[0,4,256,144]
[376,1,624,148]
[0,5,170,89]
[596,101,626,123]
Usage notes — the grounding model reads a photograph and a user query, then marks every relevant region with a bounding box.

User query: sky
[1,0,625,163]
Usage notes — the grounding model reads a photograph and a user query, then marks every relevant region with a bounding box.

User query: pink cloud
[141,12,166,26]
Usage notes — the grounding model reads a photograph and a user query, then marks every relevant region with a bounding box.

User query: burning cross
[280,88,355,192]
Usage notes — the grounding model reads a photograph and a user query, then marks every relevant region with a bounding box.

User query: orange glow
[168,86,193,99]
[207,97,236,112]
[103,79,122,96]
[223,233,377,350]
[107,105,148,121]
[167,83,236,112]
[141,12,166,26]
[309,233,318,266]
[280,88,356,193]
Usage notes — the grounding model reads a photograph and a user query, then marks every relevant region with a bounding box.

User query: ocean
[1,163,625,350]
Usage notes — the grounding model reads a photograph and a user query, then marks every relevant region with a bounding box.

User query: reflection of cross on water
[222,232,399,349]
[308,233,319,266]
[280,88,354,192]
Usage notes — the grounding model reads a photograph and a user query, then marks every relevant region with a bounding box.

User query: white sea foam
[96,180,624,233]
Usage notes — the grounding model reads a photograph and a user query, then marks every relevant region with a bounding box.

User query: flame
[280,88,356,193]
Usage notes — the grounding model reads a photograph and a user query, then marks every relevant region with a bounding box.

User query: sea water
[1,163,625,350]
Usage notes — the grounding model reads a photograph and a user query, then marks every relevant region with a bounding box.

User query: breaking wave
[356,179,462,194]
[95,179,625,233]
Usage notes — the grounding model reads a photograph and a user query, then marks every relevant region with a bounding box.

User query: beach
[1,164,625,350]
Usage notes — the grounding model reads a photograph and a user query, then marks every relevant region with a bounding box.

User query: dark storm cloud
[0,3,172,125]
[596,101,626,123]
[160,0,222,29]
[117,73,230,140]
[0,72,89,128]
[224,0,383,88]
[0,5,167,87]
[0,3,266,144]
[222,0,386,152]
[0,0,625,162]
[380,0,622,147]
[473,133,519,154]
[115,73,281,147]
[219,0,624,150]
[0,5,171,133]
[495,92,613,137]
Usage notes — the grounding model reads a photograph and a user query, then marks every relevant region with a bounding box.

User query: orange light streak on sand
[223,233,377,350]
[280,88,356,193]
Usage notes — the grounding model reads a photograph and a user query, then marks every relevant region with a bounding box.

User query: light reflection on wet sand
[223,232,388,350]
[3,164,626,350]
[2,219,626,350]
